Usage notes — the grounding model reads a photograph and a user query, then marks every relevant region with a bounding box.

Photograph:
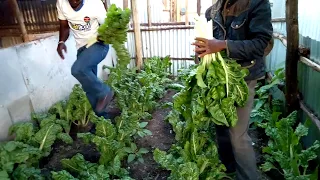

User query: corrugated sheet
[265,39,286,72]
[124,25,196,75]
[298,62,320,117]
[270,0,320,64]
[269,0,285,19]
[110,0,166,23]
[269,0,320,150]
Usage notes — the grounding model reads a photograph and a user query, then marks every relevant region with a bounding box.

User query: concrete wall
[0,33,117,141]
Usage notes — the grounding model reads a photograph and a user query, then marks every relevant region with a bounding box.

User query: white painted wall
[0,33,116,140]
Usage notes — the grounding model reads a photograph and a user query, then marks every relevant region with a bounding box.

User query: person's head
[68,0,82,9]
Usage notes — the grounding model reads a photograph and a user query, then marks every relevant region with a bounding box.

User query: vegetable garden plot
[1,4,320,180]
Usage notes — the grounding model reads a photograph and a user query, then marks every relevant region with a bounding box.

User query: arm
[226,0,273,60]
[56,1,69,59]
[194,0,272,59]
[57,20,69,59]
[58,20,69,43]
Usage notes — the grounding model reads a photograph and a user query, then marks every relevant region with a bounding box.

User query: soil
[128,90,176,180]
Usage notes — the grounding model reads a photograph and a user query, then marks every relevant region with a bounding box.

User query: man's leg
[230,80,258,180]
[71,41,113,113]
[216,125,236,173]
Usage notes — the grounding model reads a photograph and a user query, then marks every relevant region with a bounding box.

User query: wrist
[217,40,227,50]
[58,41,65,45]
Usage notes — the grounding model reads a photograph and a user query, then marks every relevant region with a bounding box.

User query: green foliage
[49,84,95,129]
[153,52,247,179]
[0,141,43,178]
[52,170,78,180]
[9,115,73,153]
[260,111,320,179]
[250,68,285,127]
[124,143,149,163]
[98,4,131,68]
[11,164,44,180]
[176,52,249,127]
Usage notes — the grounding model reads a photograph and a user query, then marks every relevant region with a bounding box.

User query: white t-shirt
[56,0,106,49]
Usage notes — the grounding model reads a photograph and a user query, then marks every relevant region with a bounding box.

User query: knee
[71,63,83,77]
[230,133,252,150]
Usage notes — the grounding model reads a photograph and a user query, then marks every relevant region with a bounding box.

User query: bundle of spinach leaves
[98,4,131,68]
[153,52,250,179]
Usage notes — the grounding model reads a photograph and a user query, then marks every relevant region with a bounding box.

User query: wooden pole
[185,0,189,25]
[9,0,29,42]
[147,0,152,26]
[105,0,111,10]
[176,0,181,22]
[197,0,201,16]
[170,0,177,22]
[194,0,201,63]
[131,0,143,70]
[123,0,128,9]
[285,0,299,114]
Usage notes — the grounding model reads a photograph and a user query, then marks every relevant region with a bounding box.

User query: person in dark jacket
[192,0,273,179]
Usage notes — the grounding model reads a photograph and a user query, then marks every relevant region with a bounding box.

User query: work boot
[95,91,114,112]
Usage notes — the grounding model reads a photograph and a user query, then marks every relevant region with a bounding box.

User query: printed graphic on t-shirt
[69,16,92,31]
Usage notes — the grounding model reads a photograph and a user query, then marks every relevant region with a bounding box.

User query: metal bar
[128,26,194,32]
[131,57,194,60]
[273,32,287,47]
[139,22,191,26]
[271,18,286,22]
[300,56,320,72]
[299,99,320,131]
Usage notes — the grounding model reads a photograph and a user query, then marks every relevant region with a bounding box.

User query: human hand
[192,37,226,57]
[57,42,67,59]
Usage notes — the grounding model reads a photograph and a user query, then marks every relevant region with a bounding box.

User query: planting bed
[35,90,270,180]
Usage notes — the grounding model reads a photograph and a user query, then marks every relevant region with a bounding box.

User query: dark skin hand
[57,20,70,59]
[192,37,227,57]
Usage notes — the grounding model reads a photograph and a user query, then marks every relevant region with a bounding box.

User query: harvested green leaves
[153,52,249,179]
[98,4,131,68]
[177,52,249,127]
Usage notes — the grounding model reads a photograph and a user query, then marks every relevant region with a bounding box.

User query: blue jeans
[71,41,112,119]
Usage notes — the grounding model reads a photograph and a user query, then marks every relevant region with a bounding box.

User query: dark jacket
[205,0,274,80]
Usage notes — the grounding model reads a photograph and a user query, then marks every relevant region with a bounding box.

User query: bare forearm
[59,28,69,42]
[59,20,70,42]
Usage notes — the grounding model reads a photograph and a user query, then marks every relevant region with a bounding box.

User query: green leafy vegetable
[260,111,320,179]
[52,170,78,180]
[98,4,131,68]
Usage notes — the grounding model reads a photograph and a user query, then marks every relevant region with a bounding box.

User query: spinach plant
[259,111,320,179]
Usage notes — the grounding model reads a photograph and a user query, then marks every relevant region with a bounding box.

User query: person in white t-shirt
[56,0,114,119]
